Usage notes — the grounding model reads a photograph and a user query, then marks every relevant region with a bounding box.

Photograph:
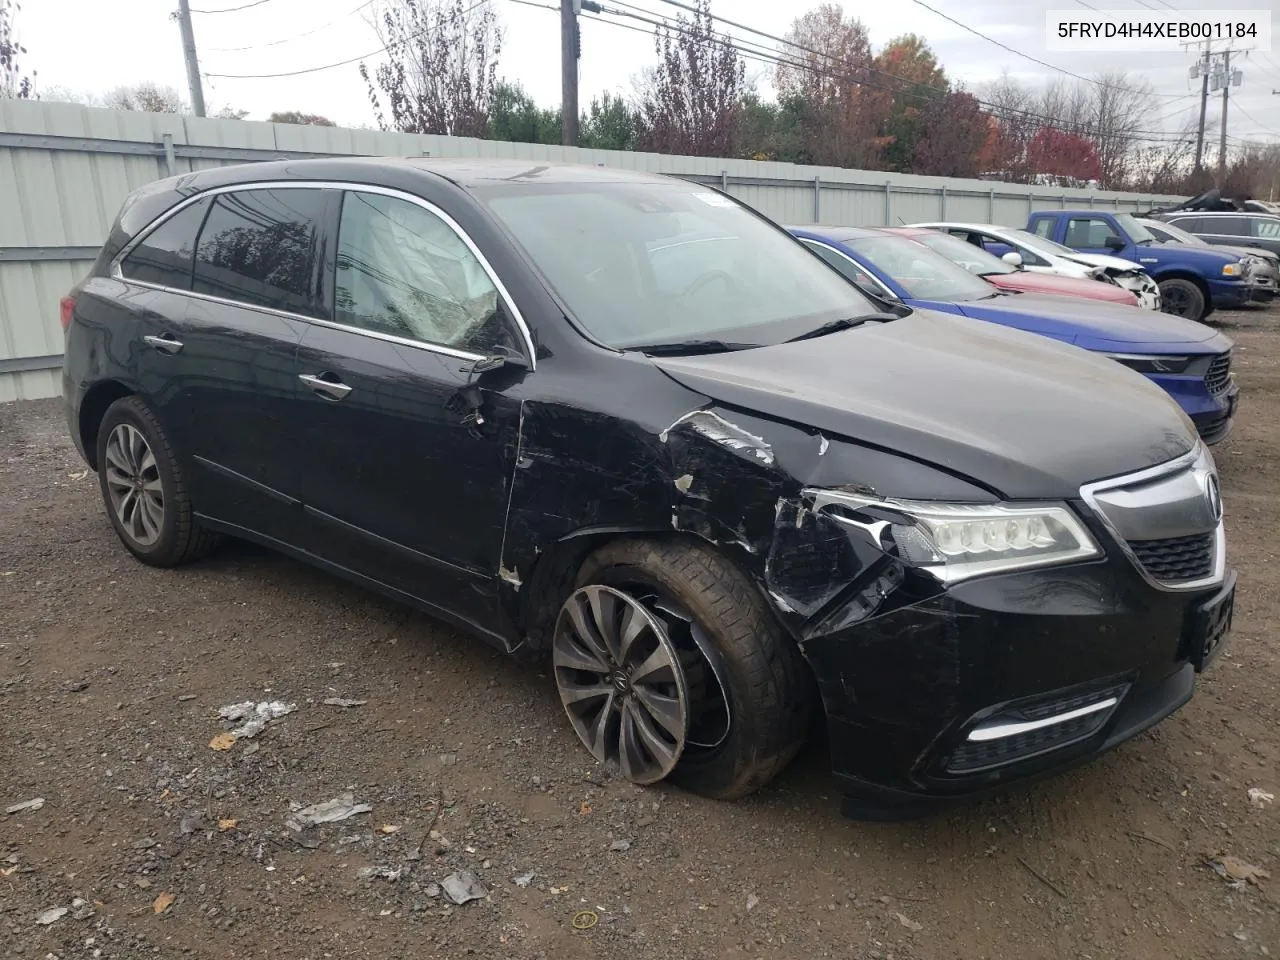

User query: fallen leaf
[578,801,592,816]
[379,824,400,835]
[217,819,238,831]
[208,733,236,751]
[1247,787,1274,809]
[152,892,175,914]
[895,912,923,932]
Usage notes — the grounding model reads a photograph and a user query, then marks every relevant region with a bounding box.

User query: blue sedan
[790,225,1239,444]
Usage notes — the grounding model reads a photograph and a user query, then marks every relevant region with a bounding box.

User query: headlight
[1221,262,1246,277]
[1106,353,1194,374]
[805,490,1101,584]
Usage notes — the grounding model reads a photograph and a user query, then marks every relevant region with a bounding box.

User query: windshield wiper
[785,314,898,343]
[633,339,757,356]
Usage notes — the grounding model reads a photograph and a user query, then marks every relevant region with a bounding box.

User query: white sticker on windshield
[693,192,736,208]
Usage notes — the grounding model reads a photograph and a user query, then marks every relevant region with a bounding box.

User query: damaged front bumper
[765,485,1233,816]
[1113,273,1161,310]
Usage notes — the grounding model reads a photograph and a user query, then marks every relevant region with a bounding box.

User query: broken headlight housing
[805,489,1101,584]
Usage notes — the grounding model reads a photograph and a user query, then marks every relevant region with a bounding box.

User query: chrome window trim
[966,696,1119,743]
[110,179,537,370]
[1079,443,1226,593]
[797,238,899,299]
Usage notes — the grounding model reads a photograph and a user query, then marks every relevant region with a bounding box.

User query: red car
[886,227,1142,308]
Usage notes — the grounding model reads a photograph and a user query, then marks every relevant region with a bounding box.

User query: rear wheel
[1158,278,1206,321]
[553,538,812,800]
[95,396,220,567]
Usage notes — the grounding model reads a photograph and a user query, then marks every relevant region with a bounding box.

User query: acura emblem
[1205,474,1223,523]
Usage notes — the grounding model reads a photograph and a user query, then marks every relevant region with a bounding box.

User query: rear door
[292,187,526,636]
[179,185,339,541]
[1249,217,1280,256]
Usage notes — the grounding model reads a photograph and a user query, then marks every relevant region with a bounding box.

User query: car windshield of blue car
[478,181,878,350]
[847,235,999,302]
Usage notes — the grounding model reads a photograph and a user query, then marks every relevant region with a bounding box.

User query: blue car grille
[1205,353,1231,396]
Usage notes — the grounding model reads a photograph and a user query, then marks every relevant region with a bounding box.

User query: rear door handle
[299,373,353,401]
[143,334,183,355]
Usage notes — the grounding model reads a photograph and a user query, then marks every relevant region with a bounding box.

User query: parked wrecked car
[884,226,1141,307]
[790,225,1239,444]
[62,160,1235,814]
[1138,217,1278,304]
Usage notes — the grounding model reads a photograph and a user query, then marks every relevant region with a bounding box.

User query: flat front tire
[95,396,220,567]
[555,538,812,800]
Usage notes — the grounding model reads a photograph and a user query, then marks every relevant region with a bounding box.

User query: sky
[16,0,1280,144]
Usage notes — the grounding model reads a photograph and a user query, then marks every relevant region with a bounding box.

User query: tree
[636,0,745,157]
[1025,127,1102,183]
[580,93,639,151]
[269,111,335,126]
[486,81,560,144]
[912,91,988,178]
[1,0,34,99]
[875,34,946,172]
[103,82,187,113]
[1087,71,1152,189]
[981,72,1039,181]
[775,5,884,168]
[361,0,502,136]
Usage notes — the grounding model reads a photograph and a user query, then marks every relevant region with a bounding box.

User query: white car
[908,222,1162,310]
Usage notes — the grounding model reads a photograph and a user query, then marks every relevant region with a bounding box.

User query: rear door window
[1029,219,1054,239]
[119,197,212,289]
[1198,216,1240,235]
[192,188,329,317]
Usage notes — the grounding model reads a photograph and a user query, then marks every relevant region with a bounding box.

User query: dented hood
[650,310,1196,500]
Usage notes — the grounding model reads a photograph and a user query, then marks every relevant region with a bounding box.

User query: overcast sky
[18,0,1280,143]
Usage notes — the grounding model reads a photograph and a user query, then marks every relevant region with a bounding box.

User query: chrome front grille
[1080,445,1225,591]
[1205,353,1232,397]
[1128,532,1215,583]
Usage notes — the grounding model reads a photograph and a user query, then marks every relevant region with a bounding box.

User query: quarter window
[1253,219,1280,240]
[1030,219,1054,239]
[334,191,509,356]
[119,197,211,289]
[192,188,328,316]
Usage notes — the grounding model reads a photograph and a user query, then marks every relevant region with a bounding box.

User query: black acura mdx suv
[61,159,1235,814]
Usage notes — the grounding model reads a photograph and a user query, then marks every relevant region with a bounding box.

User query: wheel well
[1154,271,1209,300]
[78,380,134,470]
[519,529,742,652]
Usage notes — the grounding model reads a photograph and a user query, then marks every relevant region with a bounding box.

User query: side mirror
[1104,236,1126,251]
[1001,251,1023,267]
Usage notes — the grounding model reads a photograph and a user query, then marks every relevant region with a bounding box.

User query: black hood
[651,310,1196,500]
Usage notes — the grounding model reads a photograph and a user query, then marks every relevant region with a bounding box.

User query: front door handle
[299,372,353,401]
[143,334,184,355]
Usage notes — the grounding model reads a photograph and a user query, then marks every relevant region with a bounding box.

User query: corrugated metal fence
[0,98,1180,401]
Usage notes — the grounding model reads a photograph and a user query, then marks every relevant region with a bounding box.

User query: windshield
[475,180,876,349]
[1006,229,1079,258]
[1145,220,1202,245]
[908,231,1016,276]
[1114,213,1156,244]
[848,235,998,302]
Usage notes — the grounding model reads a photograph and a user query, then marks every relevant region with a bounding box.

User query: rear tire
[560,538,812,800]
[95,396,220,567]
[1158,278,1206,321]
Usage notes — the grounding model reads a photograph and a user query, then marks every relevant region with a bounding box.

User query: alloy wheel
[103,423,164,546]
[553,585,690,784]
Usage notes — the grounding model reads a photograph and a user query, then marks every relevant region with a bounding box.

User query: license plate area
[1186,571,1236,672]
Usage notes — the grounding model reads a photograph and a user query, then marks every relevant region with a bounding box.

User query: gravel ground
[2,307,1278,960]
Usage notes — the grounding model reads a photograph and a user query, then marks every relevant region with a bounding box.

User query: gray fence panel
[0,99,1181,401]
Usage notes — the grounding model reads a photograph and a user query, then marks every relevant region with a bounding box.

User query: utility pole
[176,0,206,117]
[1193,44,1210,173]
[560,0,579,146]
[1217,50,1231,180]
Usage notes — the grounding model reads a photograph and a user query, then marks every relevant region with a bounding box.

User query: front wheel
[553,539,812,800]
[1158,278,1207,321]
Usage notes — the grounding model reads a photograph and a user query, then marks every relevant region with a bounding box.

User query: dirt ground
[2,307,1278,960]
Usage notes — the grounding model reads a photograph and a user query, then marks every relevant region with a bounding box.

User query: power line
[205,0,378,52]
[204,0,492,79]
[1230,102,1280,140]
[585,4,1206,146]
[895,0,1191,98]
[190,0,276,13]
